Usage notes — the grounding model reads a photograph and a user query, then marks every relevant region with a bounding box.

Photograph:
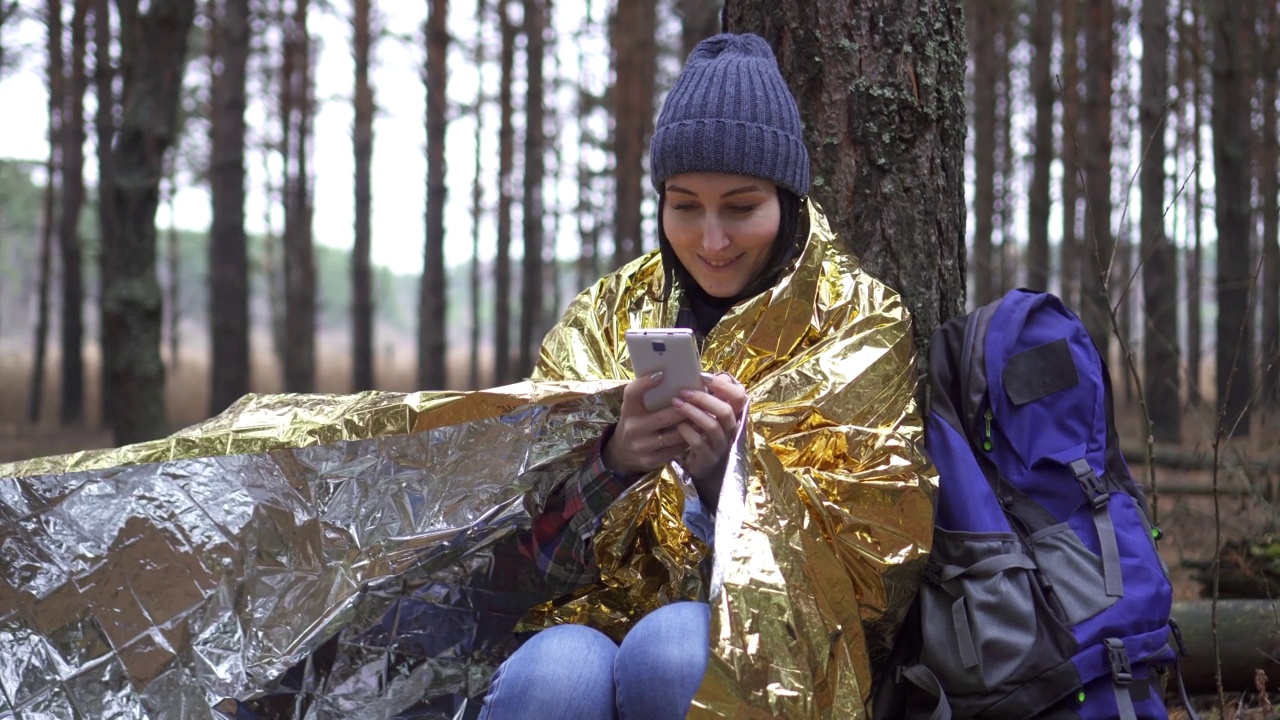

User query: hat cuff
[650,119,810,197]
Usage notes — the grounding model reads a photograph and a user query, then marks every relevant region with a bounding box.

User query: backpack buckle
[1104,638,1133,685]
[1070,459,1109,509]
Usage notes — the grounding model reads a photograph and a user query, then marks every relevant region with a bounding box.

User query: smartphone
[624,328,704,412]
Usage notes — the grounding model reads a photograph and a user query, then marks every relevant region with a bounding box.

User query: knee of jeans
[510,624,618,682]
[617,602,710,669]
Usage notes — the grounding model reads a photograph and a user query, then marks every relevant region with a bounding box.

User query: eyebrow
[665,183,766,199]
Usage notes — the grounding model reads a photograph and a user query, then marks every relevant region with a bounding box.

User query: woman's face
[662,172,781,299]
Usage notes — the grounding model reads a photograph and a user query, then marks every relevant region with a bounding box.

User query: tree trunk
[94,0,116,429]
[1260,0,1279,407]
[518,0,545,379]
[468,0,486,390]
[966,0,995,307]
[1140,0,1179,442]
[610,0,655,267]
[208,0,250,414]
[1080,0,1113,358]
[419,0,448,390]
[58,0,88,426]
[1027,0,1052,292]
[281,0,315,392]
[494,0,515,384]
[1187,0,1203,407]
[994,0,1015,296]
[722,0,967,371]
[677,0,719,61]
[1211,1,1254,437]
[104,0,197,444]
[29,0,64,425]
[165,181,180,370]
[1059,0,1081,309]
[1170,600,1280,696]
[351,0,375,392]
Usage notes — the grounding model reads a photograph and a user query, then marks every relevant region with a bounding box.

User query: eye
[727,204,759,215]
[670,202,700,213]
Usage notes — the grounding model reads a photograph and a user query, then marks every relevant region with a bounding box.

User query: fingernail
[700,372,715,383]
[650,371,664,382]
[672,397,685,407]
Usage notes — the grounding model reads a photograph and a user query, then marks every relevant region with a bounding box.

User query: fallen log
[1171,599,1280,694]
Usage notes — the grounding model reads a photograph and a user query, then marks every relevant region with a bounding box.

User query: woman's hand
[602,372,694,476]
[673,372,747,480]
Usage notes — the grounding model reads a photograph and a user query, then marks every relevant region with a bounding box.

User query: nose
[701,217,729,252]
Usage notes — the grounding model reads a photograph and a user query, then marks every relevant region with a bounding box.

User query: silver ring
[659,430,667,448]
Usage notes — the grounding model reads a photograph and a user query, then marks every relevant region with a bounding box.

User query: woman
[480,33,935,719]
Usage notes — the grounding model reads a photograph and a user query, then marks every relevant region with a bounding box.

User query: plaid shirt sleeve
[524,426,640,594]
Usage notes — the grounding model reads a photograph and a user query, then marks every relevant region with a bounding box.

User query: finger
[674,388,734,431]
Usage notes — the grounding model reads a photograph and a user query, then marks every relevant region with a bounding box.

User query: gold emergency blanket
[0,202,934,719]
[534,202,936,718]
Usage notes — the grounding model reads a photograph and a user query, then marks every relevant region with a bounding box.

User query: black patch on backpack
[1002,338,1078,406]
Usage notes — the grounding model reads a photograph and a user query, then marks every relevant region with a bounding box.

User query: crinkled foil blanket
[0,384,632,719]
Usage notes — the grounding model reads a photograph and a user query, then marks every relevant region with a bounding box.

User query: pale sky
[0,1,609,274]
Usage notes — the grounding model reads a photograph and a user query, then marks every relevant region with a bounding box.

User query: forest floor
[1,348,1278,716]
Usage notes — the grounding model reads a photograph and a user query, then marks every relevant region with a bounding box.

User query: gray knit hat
[650,33,809,197]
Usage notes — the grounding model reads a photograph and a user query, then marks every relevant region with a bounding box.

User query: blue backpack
[874,289,1195,719]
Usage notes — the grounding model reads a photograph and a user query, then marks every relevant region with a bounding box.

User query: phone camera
[652,341,666,353]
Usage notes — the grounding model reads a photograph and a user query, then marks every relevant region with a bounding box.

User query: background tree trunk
[1259,0,1279,408]
[281,0,315,392]
[1059,0,1080,310]
[58,0,88,426]
[351,0,375,391]
[419,0,448,390]
[722,0,967,376]
[1080,0,1114,358]
[677,0,719,60]
[494,0,515,384]
[966,0,995,307]
[1211,1,1254,437]
[208,0,250,414]
[29,0,64,425]
[518,0,545,379]
[610,0,655,267]
[467,0,486,390]
[94,0,116,428]
[1186,0,1203,406]
[104,0,197,444]
[1027,0,1052,292]
[1140,0,1179,442]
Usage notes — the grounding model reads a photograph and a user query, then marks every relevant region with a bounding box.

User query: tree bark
[29,0,64,425]
[610,0,655,267]
[1080,0,1113,359]
[494,0,515,384]
[1260,0,1279,407]
[208,0,250,414]
[1059,0,1081,310]
[518,0,545,379]
[467,0,486,390]
[1027,0,1052,292]
[676,0,719,61]
[1140,0,1179,442]
[281,0,315,392]
[1170,600,1280,695]
[94,0,116,428]
[966,0,995,307]
[351,0,375,392]
[1211,1,1254,437]
[58,0,88,426]
[419,0,448,390]
[104,0,197,443]
[1187,0,1203,407]
[722,0,967,373]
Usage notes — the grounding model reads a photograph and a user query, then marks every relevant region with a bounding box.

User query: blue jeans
[478,601,710,720]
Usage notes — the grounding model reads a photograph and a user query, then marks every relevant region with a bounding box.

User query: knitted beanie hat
[650,33,809,197]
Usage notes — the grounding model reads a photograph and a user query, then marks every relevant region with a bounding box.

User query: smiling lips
[700,255,741,269]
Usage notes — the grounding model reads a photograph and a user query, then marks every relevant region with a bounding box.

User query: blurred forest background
[0,0,1278,707]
